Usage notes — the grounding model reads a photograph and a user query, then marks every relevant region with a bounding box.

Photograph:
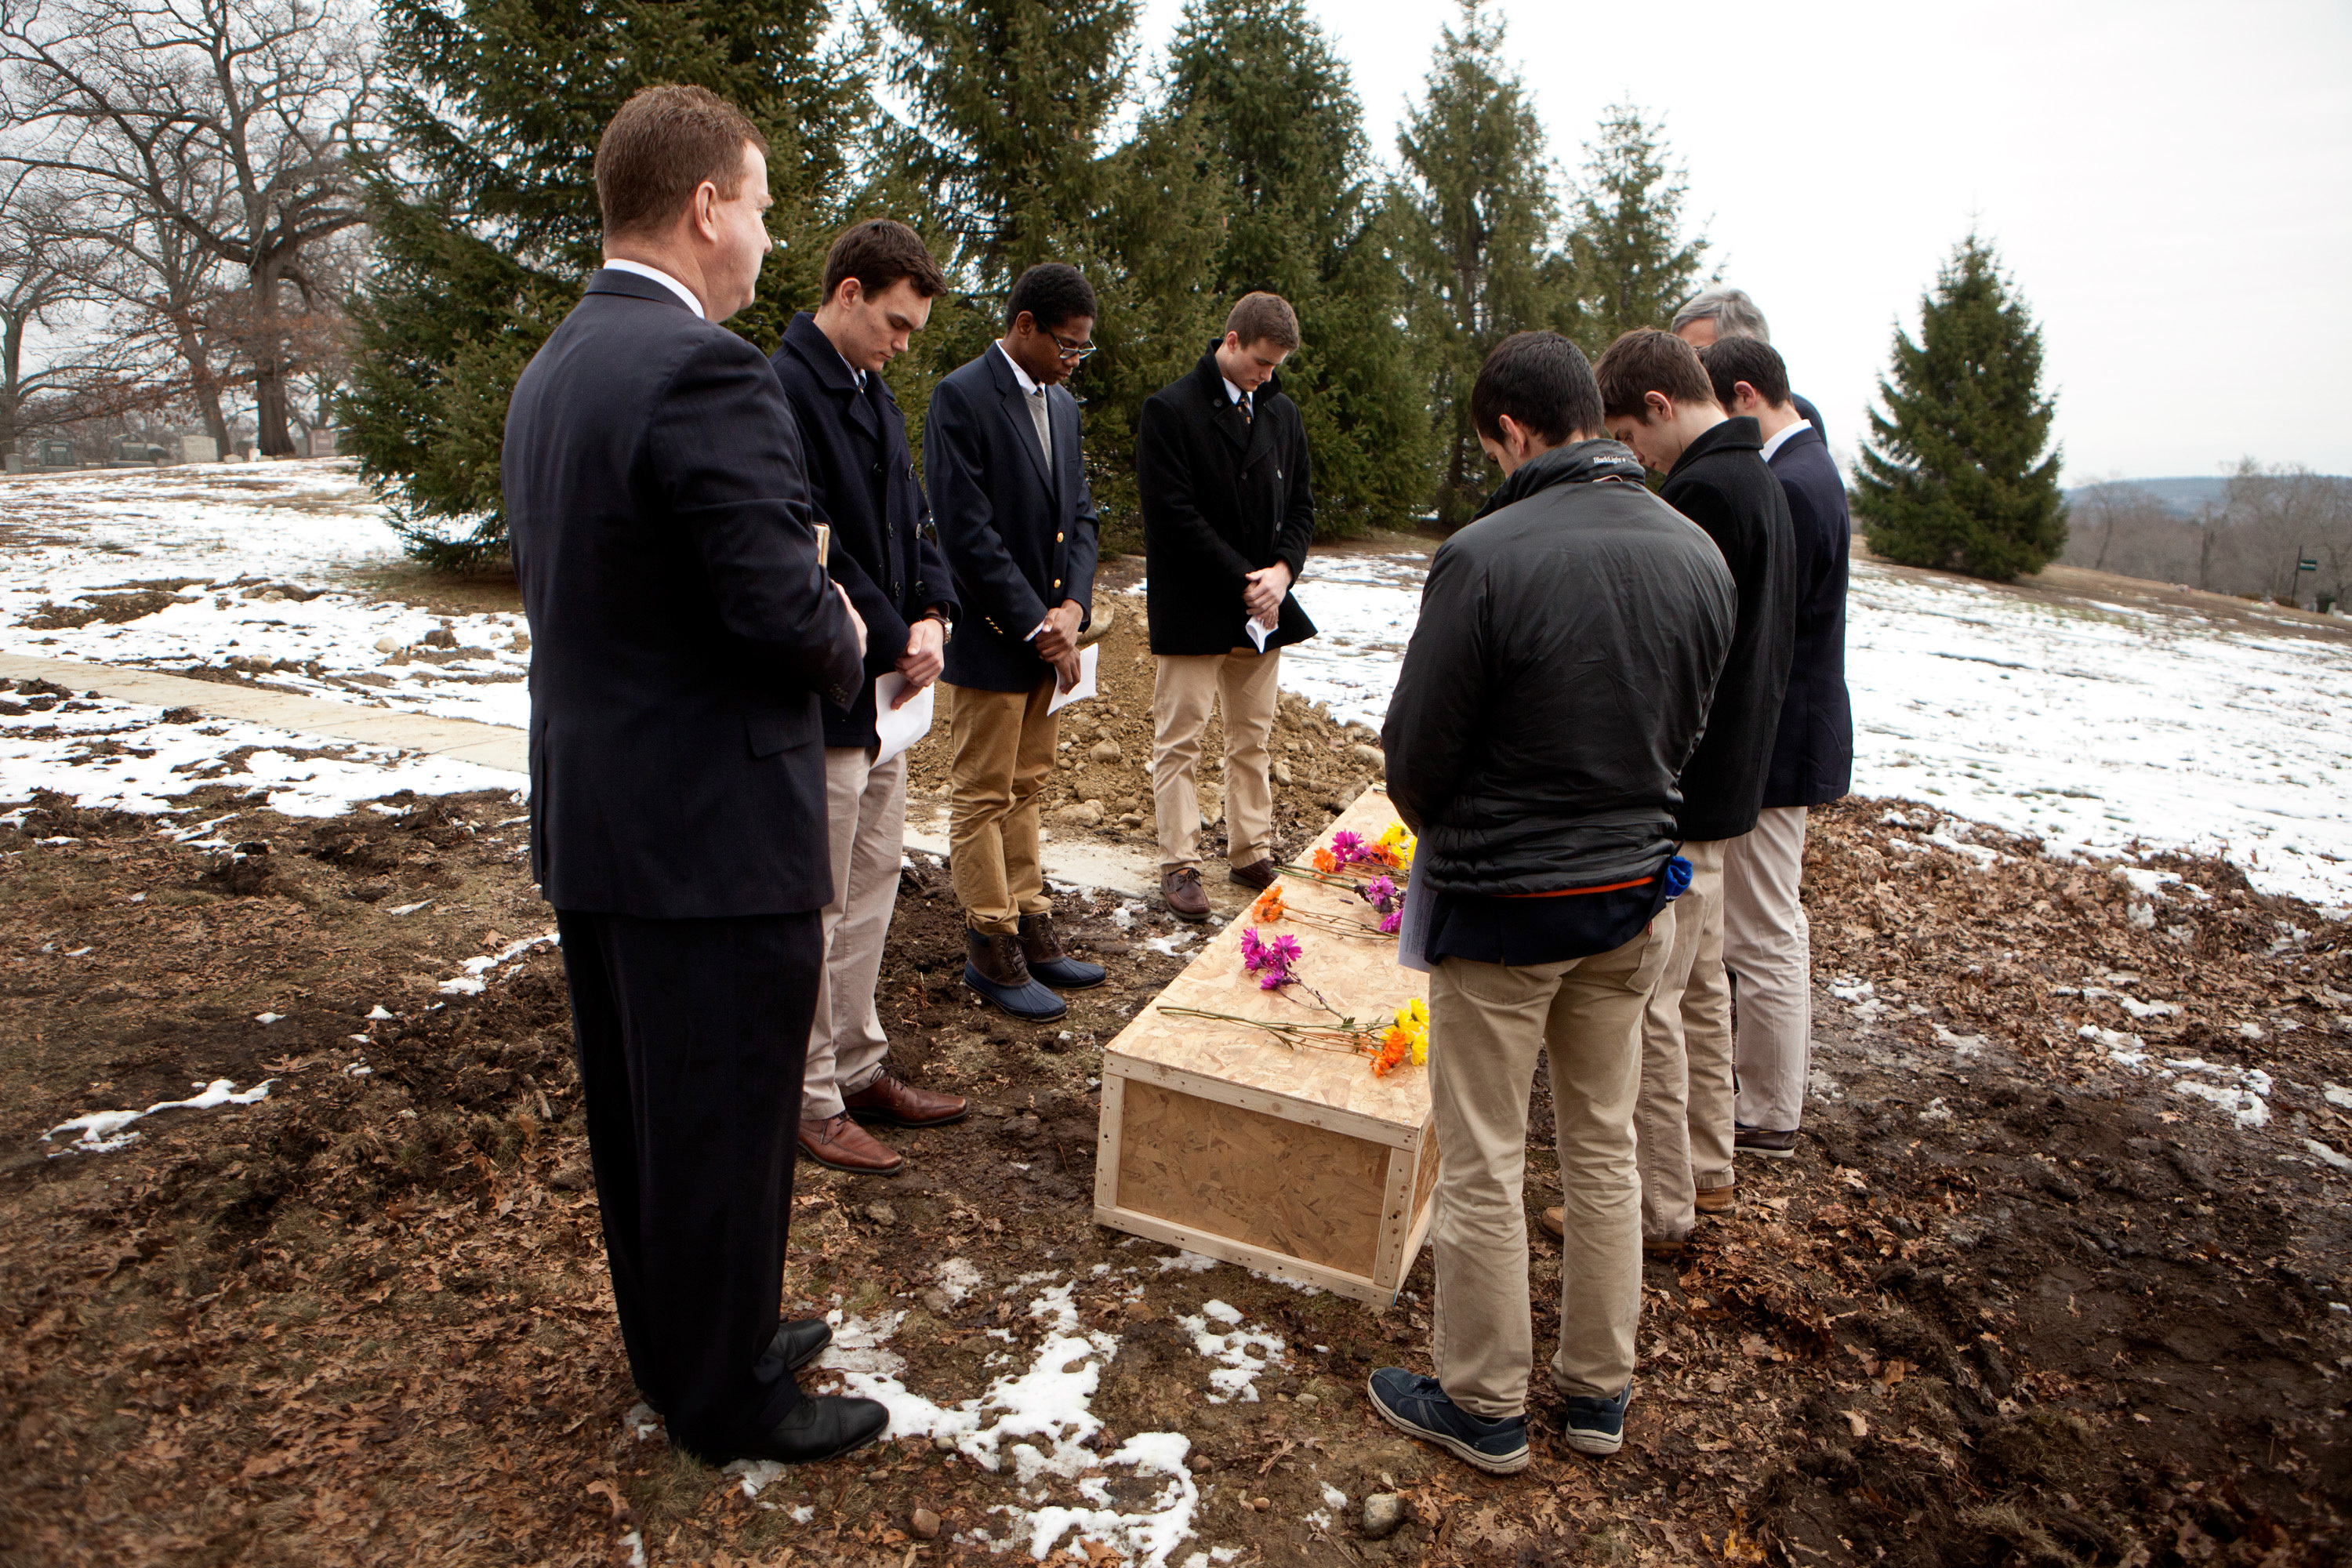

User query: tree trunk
[250,263,296,456]
[168,307,230,452]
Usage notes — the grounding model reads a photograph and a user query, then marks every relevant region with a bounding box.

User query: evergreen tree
[1162,0,1429,533]
[1854,233,2067,581]
[1395,0,1562,528]
[343,0,866,567]
[1561,103,1710,354]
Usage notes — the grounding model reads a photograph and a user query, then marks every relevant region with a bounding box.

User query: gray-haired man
[1670,288,1826,443]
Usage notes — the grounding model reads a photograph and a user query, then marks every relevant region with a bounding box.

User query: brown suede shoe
[1694,1184,1739,1218]
[1228,858,1278,891]
[844,1069,969,1129]
[800,1113,904,1175]
[1541,1206,1684,1257]
[1539,1206,1563,1240]
[1162,866,1210,922]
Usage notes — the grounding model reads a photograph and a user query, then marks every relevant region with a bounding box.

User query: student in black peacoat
[1134,296,1319,917]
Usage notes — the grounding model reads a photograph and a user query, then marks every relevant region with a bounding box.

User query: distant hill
[2067,474,2349,517]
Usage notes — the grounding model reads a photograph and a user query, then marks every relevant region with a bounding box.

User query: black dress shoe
[731,1394,890,1465]
[771,1317,833,1372]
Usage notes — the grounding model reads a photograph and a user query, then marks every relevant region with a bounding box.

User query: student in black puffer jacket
[1369,332,1733,1477]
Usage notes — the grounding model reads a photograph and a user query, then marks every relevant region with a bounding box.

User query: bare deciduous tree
[0,0,374,455]
[0,164,151,452]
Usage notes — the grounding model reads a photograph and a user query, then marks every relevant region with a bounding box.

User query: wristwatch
[922,607,954,643]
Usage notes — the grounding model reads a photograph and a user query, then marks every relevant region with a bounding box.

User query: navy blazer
[1792,391,1827,445]
[505,268,864,917]
[1762,424,1854,806]
[769,312,958,748]
[925,346,1102,692]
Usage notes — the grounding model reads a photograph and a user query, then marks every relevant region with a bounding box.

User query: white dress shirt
[1221,374,1252,421]
[1760,414,1810,463]
[601,258,704,320]
[995,342,1061,641]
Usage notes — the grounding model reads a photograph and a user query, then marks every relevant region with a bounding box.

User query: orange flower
[1312,846,1338,873]
[1251,884,1287,921]
[1370,1027,1412,1077]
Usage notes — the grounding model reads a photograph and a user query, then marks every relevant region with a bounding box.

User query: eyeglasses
[1049,330,1096,363]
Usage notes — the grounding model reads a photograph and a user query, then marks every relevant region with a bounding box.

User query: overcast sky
[1134,0,2352,481]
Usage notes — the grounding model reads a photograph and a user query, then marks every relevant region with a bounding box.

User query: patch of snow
[619,1530,647,1568]
[43,1077,274,1154]
[814,1309,908,1377]
[721,1458,788,1500]
[1179,1299,1287,1403]
[437,931,557,995]
[1918,1098,1955,1123]
[1022,1432,1202,1568]
[1154,1249,1221,1274]
[0,692,519,818]
[934,1256,985,1305]
[622,1402,661,1441]
[2303,1139,2352,1173]
[2324,1083,2352,1110]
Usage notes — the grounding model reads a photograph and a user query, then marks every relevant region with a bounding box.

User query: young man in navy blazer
[926,263,1105,1022]
[503,85,883,1468]
[1700,336,1853,1161]
[770,220,970,1178]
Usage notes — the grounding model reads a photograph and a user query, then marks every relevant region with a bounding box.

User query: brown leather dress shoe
[1694,1184,1739,1217]
[799,1113,904,1175]
[1228,858,1278,891]
[1162,866,1210,922]
[844,1070,969,1129]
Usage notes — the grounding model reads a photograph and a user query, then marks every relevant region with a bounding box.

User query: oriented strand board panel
[1096,789,1438,1303]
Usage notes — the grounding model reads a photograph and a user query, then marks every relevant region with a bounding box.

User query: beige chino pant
[804,745,909,1120]
[946,679,1059,936]
[1722,806,1813,1134]
[1426,912,1674,1418]
[1635,837,1733,1241]
[1152,648,1281,873]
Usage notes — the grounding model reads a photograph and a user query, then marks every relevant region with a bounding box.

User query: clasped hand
[891,615,946,709]
[1243,561,1292,627]
[1034,601,1085,693]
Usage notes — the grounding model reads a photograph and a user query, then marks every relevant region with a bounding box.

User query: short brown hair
[822,220,949,303]
[1593,328,1718,421]
[1698,336,1791,410]
[1225,292,1300,351]
[595,85,768,241]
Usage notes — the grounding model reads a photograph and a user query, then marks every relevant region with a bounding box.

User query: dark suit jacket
[927,345,1101,692]
[505,268,864,917]
[1763,424,1853,806]
[1137,347,1317,655]
[769,312,957,748]
[1792,391,1827,445]
[1661,416,1797,842]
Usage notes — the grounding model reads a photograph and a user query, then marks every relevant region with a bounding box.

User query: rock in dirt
[910,1508,940,1541]
[1362,1494,1406,1538]
[1053,801,1105,828]
[1087,739,1122,763]
[1350,743,1384,766]
[864,1201,897,1226]
[931,1434,956,1453]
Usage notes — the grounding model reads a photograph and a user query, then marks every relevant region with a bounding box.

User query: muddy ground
[3,590,2350,1566]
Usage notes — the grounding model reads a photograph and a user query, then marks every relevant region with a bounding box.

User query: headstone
[37,438,74,468]
[307,428,338,458]
[177,434,216,464]
[3,452,20,474]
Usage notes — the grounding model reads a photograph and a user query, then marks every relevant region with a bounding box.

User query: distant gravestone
[4,452,20,474]
[36,438,74,468]
[177,434,217,464]
[307,428,339,457]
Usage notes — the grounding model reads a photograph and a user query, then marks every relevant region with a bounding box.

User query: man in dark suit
[1670,287,1827,443]
[1595,328,1795,1252]
[770,220,970,1178]
[927,263,1105,1022]
[1700,336,1853,1160]
[503,85,884,1467]
[1135,292,1318,922]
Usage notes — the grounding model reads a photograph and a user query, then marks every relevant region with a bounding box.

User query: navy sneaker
[1559,1384,1632,1456]
[1366,1368,1530,1475]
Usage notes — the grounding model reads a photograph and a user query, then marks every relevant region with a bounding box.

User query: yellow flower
[1410,1035,1428,1066]
[1377,821,1417,868]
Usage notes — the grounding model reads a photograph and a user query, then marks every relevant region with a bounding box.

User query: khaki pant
[1723,806,1813,1134]
[1426,912,1674,1418]
[804,746,909,1120]
[946,680,1058,935]
[1635,837,1732,1241]
[1152,648,1281,872]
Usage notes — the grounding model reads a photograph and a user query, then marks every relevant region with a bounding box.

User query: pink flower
[1240,927,1269,968]
[1269,934,1302,968]
[1360,875,1399,914]
[1379,909,1403,935]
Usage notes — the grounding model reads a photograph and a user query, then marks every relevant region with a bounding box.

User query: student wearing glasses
[926,263,1106,1022]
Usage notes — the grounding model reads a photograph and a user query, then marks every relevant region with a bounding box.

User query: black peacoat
[1135,347,1317,656]
[769,312,958,749]
[926,345,1102,693]
[1761,423,1853,806]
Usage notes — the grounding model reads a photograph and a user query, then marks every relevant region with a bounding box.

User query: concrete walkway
[0,652,528,774]
[0,649,1189,900]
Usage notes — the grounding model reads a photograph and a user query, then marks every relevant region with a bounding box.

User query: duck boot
[963,929,1067,1022]
[1019,910,1105,990]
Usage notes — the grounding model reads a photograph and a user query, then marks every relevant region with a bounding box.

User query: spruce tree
[1854,233,2067,581]
[1562,103,1710,354]
[1395,0,1563,528]
[1163,0,1430,533]
[343,0,866,567]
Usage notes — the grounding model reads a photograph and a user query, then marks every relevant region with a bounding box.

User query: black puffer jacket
[1381,441,1737,895]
